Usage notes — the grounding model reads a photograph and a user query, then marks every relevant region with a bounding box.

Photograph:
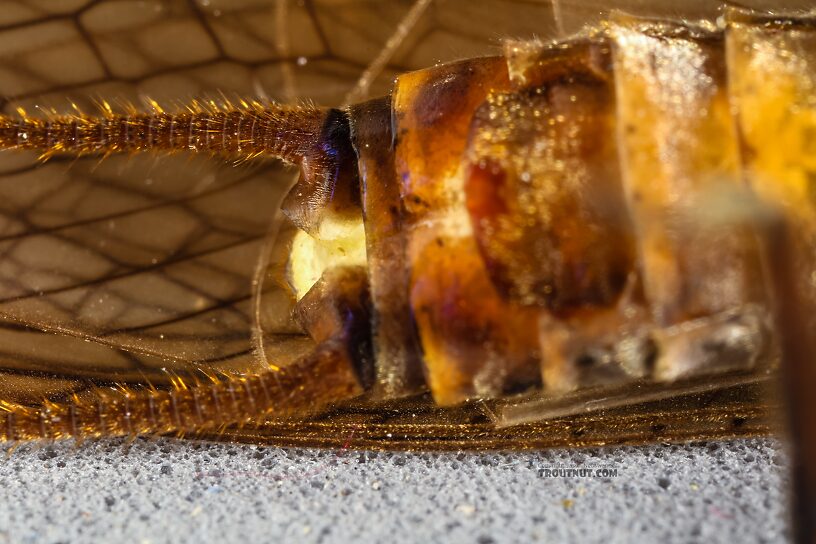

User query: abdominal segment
[285,9,816,414]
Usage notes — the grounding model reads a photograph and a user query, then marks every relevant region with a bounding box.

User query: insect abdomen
[332,8,816,409]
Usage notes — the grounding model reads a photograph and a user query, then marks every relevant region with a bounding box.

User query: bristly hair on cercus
[0,336,364,442]
[0,95,328,166]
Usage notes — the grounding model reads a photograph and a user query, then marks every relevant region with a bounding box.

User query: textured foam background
[0,437,790,543]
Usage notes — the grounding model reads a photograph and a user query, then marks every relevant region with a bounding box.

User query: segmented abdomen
[340,8,816,414]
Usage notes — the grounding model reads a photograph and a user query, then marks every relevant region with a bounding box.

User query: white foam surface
[0,437,790,543]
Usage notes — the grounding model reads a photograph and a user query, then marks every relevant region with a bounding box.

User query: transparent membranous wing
[0,0,810,447]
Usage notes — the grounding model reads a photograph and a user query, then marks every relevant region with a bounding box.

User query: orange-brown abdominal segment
[394,57,541,405]
[611,16,768,381]
[466,40,633,311]
[463,39,647,393]
[726,10,816,335]
[349,97,425,399]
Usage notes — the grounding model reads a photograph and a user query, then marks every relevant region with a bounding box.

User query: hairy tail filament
[0,100,326,163]
[0,339,362,442]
